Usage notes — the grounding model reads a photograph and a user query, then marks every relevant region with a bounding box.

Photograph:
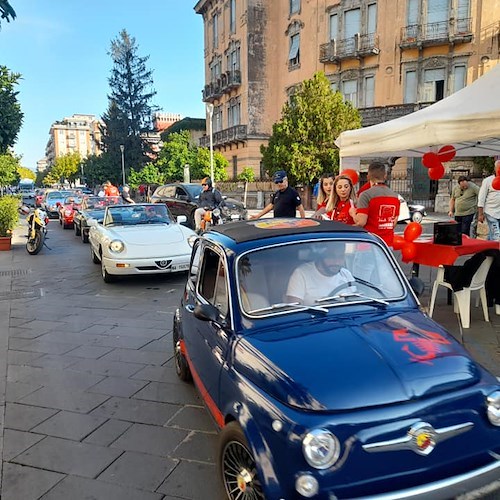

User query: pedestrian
[104,180,119,197]
[352,161,400,246]
[477,160,500,241]
[250,170,306,219]
[448,175,479,236]
[325,174,357,224]
[121,186,135,204]
[194,177,223,232]
[312,173,335,218]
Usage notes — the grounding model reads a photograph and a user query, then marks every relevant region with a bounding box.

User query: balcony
[320,33,379,63]
[199,125,248,148]
[202,70,242,103]
[360,102,433,127]
[202,80,223,102]
[220,70,241,92]
[400,18,473,48]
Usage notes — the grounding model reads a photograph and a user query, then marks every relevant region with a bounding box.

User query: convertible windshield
[104,205,172,226]
[237,239,406,317]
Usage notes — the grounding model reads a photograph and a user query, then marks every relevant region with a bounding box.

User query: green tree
[0,151,19,187]
[0,66,23,153]
[0,1,16,28]
[104,29,157,171]
[44,152,81,186]
[156,130,197,181]
[261,71,361,186]
[128,163,165,188]
[81,153,118,187]
[17,165,35,181]
[191,147,228,182]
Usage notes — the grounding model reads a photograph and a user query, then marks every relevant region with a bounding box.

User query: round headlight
[302,429,340,469]
[487,390,500,426]
[295,473,319,498]
[109,240,125,253]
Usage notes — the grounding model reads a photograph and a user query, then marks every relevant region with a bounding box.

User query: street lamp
[206,103,214,185]
[119,144,125,186]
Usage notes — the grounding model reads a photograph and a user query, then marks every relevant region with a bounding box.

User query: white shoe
[495,304,500,316]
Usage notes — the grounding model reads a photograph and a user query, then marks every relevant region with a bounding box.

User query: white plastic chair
[428,256,494,329]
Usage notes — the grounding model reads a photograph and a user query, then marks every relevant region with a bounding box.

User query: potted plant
[0,195,20,250]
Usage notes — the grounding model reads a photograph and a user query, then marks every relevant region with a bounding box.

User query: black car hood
[233,311,481,411]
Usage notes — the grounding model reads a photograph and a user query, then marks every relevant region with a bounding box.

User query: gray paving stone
[131,363,183,384]
[8,337,36,351]
[98,450,178,490]
[139,336,171,353]
[173,431,218,463]
[65,345,114,358]
[87,375,148,398]
[20,386,110,413]
[91,396,179,425]
[83,418,132,446]
[18,339,79,355]
[2,463,64,500]
[69,358,145,378]
[28,353,80,369]
[2,429,45,461]
[157,460,225,499]
[78,323,113,335]
[13,436,123,477]
[8,326,47,339]
[134,381,201,406]
[100,347,167,365]
[5,403,58,431]
[167,406,216,433]
[19,319,67,333]
[31,411,108,441]
[39,475,164,500]
[110,422,188,456]
[7,349,43,365]
[5,380,42,403]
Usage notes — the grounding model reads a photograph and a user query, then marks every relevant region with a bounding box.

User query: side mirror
[194,303,226,328]
[177,215,187,224]
[409,277,425,298]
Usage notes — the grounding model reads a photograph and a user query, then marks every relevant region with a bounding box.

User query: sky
[0,0,206,171]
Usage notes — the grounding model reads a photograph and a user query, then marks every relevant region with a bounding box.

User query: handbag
[433,221,462,246]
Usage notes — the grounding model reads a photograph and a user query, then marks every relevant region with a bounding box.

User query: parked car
[74,196,121,243]
[174,218,500,499]
[397,194,427,224]
[88,203,196,283]
[41,190,73,218]
[58,195,83,229]
[151,183,247,229]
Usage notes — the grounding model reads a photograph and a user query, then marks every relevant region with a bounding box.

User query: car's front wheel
[74,222,81,236]
[219,422,265,500]
[412,211,424,223]
[173,321,191,381]
[90,245,100,264]
[101,257,116,283]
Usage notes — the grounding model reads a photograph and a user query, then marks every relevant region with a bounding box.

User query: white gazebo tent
[335,64,500,161]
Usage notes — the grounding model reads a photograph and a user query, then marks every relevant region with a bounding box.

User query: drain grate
[0,269,32,277]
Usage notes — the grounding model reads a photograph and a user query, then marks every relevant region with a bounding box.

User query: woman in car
[325,174,357,225]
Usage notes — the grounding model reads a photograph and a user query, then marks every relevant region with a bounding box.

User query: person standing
[353,161,400,246]
[121,186,135,204]
[325,175,357,224]
[104,181,119,197]
[477,160,500,241]
[250,170,306,219]
[312,173,335,218]
[448,175,479,235]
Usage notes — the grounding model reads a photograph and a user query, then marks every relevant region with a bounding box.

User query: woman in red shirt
[325,175,357,224]
[315,173,335,210]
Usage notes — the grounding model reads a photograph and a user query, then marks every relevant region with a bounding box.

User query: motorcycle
[200,207,222,232]
[21,206,49,255]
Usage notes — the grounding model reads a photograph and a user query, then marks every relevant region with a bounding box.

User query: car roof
[208,218,365,244]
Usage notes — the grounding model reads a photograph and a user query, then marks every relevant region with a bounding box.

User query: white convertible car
[88,203,196,283]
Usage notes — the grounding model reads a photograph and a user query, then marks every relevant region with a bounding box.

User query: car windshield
[104,205,172,226]
[185,184,203,199]
[237,239,406,317]
[46,192,62,200]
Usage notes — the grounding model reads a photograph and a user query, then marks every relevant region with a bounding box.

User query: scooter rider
[194,177,223,233]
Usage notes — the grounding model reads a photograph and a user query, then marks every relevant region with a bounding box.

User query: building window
[367,4,377,34]
[452,65,466,93]
[212,13,219,49]
[364,76,375,107]
[227,45,240,72]
[290,0,300,15]
[423,68,445,101]
[407,0,418,25]
[228,98,241,127]
[344,8,361,39]
[230,0,236,33]
[289,33,300,68]
[456,0,470,32]
[214,105,223,132]
[329,13,338,41]
[342,79,358,106]
[404,70,417,103]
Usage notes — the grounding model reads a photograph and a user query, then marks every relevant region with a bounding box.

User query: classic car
[41,190,74,218]
[173,218,500,500]
[88,203,196,283]
[151,183,247,229]
[74,196,121,243]
[58,195,83,229]
[397,195,427,224]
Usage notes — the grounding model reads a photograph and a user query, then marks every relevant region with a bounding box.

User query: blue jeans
[485,213,500,241]
[454,213,474,235]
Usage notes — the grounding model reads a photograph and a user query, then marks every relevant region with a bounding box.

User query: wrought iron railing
[401,18,472,45]
[199,125,248,148]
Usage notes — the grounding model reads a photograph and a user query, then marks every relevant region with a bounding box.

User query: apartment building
[195,0,500,179]
[45,114,102,167]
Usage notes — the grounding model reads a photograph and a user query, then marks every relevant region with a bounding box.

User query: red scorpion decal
[392,328,451,364]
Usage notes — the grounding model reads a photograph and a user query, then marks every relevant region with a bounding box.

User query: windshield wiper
[316,292,389,308]
[248,301,328,314]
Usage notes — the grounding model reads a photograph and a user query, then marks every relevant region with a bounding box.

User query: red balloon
[393,234,405,250]
[340,169,359,185]
[422,152,441,169]
[404,221,422,242]
[438,145,456,162]
[492,176,500,191]
[428,165,445,180]
[401,242,417,262]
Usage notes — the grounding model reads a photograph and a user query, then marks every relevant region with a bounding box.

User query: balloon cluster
[492,169,500,191]
[393,222,422,262]
[422,145,456,181]
[340,169,359,185]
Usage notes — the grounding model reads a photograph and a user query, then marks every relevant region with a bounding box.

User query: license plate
[171,263,190,272]
[231,214,242,220]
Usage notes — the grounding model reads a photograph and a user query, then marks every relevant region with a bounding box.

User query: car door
[183,244,231,408]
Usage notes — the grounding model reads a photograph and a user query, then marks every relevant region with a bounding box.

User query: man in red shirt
[104,180,119,197]
[353,161,400,246]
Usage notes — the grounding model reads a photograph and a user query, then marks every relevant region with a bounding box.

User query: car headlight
[109,240,125,253]
[302,428,340,469]
[487,390,500,426]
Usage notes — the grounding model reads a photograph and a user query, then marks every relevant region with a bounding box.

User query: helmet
[201,177,212,188]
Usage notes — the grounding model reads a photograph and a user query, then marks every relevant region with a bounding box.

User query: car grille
[137,260,173,271]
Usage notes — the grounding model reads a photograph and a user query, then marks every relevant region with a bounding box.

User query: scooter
[21,206,49,255]
[200,207,222,232]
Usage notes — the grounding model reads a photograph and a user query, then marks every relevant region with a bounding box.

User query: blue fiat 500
[173,219,500,499]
